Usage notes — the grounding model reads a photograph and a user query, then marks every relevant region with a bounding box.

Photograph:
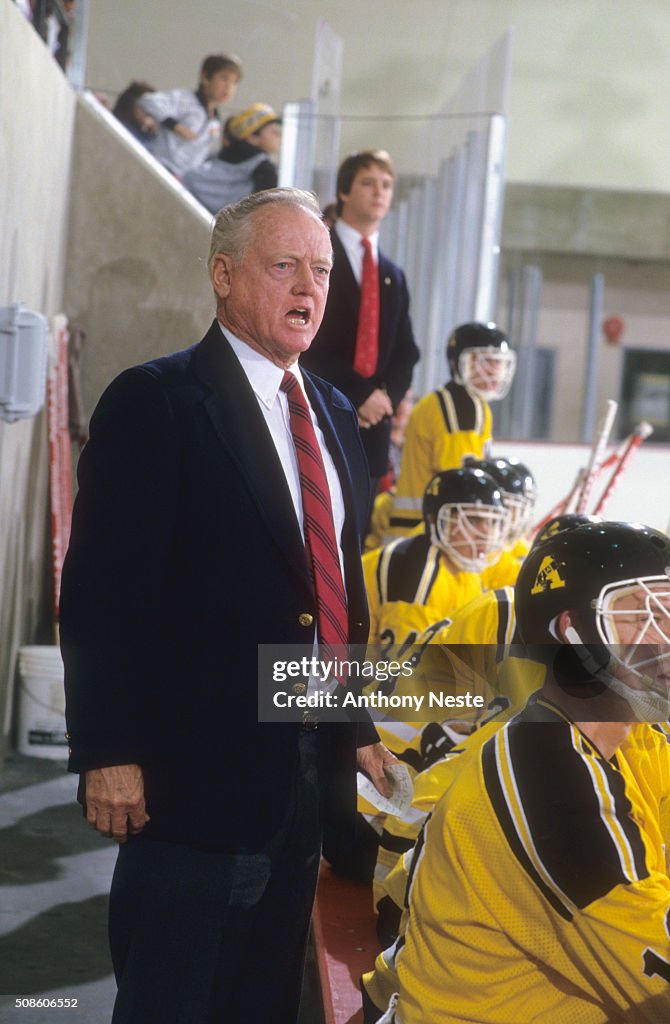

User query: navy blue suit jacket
[60,321,374,849]
[301,229,420,477]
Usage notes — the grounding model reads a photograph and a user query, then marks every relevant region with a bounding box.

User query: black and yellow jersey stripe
[482,696,649,919]
[362,533,482,646]
[388,381,492,539]
[393,699,670,1023]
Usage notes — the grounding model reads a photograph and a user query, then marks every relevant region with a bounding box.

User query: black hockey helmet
[515,521,670,718]
[422,467,507,572]
[464,457,533,542]
[531,513,603,550]
[446,322,516,401]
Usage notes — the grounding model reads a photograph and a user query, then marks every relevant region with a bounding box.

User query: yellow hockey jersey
[360,534,485,897]
[388,381,492,539]
[362,534,482,647]
[481,536,530,590]
[363,721,506,1015]
[439,585,545,717]
[394,697,670,1023]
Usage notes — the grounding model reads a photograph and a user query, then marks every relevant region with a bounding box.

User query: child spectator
[139,53,242,177]
[182,103,281,213]
[112,81,158,146]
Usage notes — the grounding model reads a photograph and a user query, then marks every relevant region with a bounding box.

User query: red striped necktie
[352,236,379,378]
[280,371,349,656]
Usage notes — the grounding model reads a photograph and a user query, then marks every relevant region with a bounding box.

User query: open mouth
[287,307,310,326]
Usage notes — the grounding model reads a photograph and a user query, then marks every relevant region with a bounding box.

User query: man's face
[253,122,282,155]
[339,163,394,231]
[600,581,670,692]
[449,510,502,563]
[434,505,506,572]
[211,205,333,368]
[201,69,239,107]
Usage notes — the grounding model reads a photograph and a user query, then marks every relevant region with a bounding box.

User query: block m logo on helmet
[531,556,566,595]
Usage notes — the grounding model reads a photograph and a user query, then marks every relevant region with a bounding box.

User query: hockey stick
[531,446,619,538]
[531,468,585,536]
[575,399,618,513]
[591,421,653,515]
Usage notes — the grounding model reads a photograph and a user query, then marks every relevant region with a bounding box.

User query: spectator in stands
[112,82,158,146]
[138,53,242,177]
[182,102,281,213]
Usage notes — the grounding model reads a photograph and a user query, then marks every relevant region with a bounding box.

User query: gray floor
[0,753,324,1023]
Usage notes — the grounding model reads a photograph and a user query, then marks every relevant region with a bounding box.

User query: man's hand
[84,764,149,842]
[357,389,393,428]
[356,742,399,799]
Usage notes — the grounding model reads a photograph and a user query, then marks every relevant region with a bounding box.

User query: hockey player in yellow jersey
[362,514,609,1022]
[387,323,516,540]
[437,511,606,721]
[357,467,507,887]
[385,521,670,1024]
[364,467,507,647]
[468,456,538,589]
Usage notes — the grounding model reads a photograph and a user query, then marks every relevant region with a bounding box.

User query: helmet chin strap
[563,624,669,722]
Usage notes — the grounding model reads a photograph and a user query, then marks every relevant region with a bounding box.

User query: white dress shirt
[334,218,379,285]
[219,324,347,582]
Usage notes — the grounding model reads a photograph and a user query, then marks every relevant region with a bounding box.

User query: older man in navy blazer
[60,188,394,1023]
[301,150,419,503]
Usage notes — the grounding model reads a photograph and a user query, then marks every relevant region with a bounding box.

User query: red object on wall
[603,314,625,345]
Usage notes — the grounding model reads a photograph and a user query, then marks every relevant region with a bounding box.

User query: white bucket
[17,645,68,759]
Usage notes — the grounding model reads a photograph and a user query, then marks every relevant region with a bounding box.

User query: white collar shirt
[218,323,347,586]
[334,218,380,286]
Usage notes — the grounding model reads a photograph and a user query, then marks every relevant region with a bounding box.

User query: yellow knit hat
[227,103,281,141]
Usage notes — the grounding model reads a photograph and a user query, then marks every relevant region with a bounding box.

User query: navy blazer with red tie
[301,229,420,477]
[60,321,375,850]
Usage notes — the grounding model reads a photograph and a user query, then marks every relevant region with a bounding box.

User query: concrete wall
[63,95,213,413]
[0,1,76,758]
[1,3,214,761]
[86,0,670,192]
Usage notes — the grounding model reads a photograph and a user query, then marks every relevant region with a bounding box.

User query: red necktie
[353,236,379,378]
[280,372,349,656]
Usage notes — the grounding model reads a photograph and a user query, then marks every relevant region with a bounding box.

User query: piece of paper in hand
[357,763,413,818]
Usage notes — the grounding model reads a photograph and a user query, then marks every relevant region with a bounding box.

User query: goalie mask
[446,322,516,401]
[516,521,670,720]
[422,467,507,573]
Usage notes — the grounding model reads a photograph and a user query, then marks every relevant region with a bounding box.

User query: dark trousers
[109,733,321,1023]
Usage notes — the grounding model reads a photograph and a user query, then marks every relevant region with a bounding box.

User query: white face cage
[592,575,670,719]
[502,492,535,544]
[458,348,517,401]
[430,503,508,573]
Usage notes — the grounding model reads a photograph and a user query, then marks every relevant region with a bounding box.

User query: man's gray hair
[208,188,323,270]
